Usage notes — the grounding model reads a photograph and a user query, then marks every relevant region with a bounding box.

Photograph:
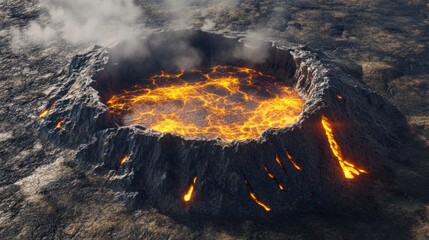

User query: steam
[201,19,216,31]
[9,0,269,69]
[234,30,270,64]
[10,0,142,50]
[145,31,202,70]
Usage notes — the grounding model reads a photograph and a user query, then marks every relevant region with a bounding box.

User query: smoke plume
[11,0,142,50]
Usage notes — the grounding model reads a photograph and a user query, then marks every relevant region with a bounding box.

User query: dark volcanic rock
[38,30,405,220]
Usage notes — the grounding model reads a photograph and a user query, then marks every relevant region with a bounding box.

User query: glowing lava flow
[39,109,49,118]
[275,154,286,173]
[321,115,368,179]
[285,148,302,171]
[244,179,271,211]
[39,102,55,118]
[263,166,284,190]
[120,155,128,165]
[55,119,64,129]
[183,176,197,202]
[107,66,304,141]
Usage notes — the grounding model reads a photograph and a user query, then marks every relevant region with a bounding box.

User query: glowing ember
[245,179,271,211]
[120,155,128,165]
[275,154,285,171]
[183,176,197,202]
[39,103,55,118]
[285,148,302,171]
[55,119,64,129]
[263,166,284,190]
[107,66,304,141]
[337,95,343,100]
[39,109,49,118]
[321,115,368,179]
[264,166,275,179]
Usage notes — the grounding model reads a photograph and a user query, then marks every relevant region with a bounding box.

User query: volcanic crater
[106,65,304,141]
[39,30,404,219]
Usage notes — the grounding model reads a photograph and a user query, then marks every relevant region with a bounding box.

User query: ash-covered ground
[1,0,429,239]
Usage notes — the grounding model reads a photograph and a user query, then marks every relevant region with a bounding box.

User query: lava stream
[321,115,367,179]
[120,155,128,165]
[263,166,284,190]
[275,154,287,174]
[285,148,302,171]
[244,179,272,211]
[183,176,197,202]
[39,109,49,118]
[55,119,64,129]
[39,103,55,118]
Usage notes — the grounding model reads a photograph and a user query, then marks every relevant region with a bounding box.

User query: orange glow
[120,155,128,165]
[183,176,197,202]
[275,153,288,174]
[263,166,284,191]
[337,95,343,100]
[39,103,55,118]
[245,179,271,211]
[285,148,302,171]
[321,115,368,179]
[38,109,49,118]
[55,119,64,129]
[107,66,304,141]
[249,192,271,211]
[275,154,284,169]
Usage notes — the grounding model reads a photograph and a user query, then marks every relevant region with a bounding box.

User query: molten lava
[321,115,368,179]
[39,109,49,118]
[285,148,302,171]
[263,166,284,190]
[244,179,271,211]
[183,176,197,202]
[275,154,286,172]
[55,119,64,129]
[120,155,128,165]
[39,102,55,118]
[107,66,303,141]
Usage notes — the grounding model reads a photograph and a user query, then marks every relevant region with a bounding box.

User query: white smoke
[9,0,242,51]
[201,19,216,31]
[234,30,270,64]
[9,0,268,67]
[10,0,142,50]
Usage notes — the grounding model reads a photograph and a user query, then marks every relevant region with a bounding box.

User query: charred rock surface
[39,30,405,219]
